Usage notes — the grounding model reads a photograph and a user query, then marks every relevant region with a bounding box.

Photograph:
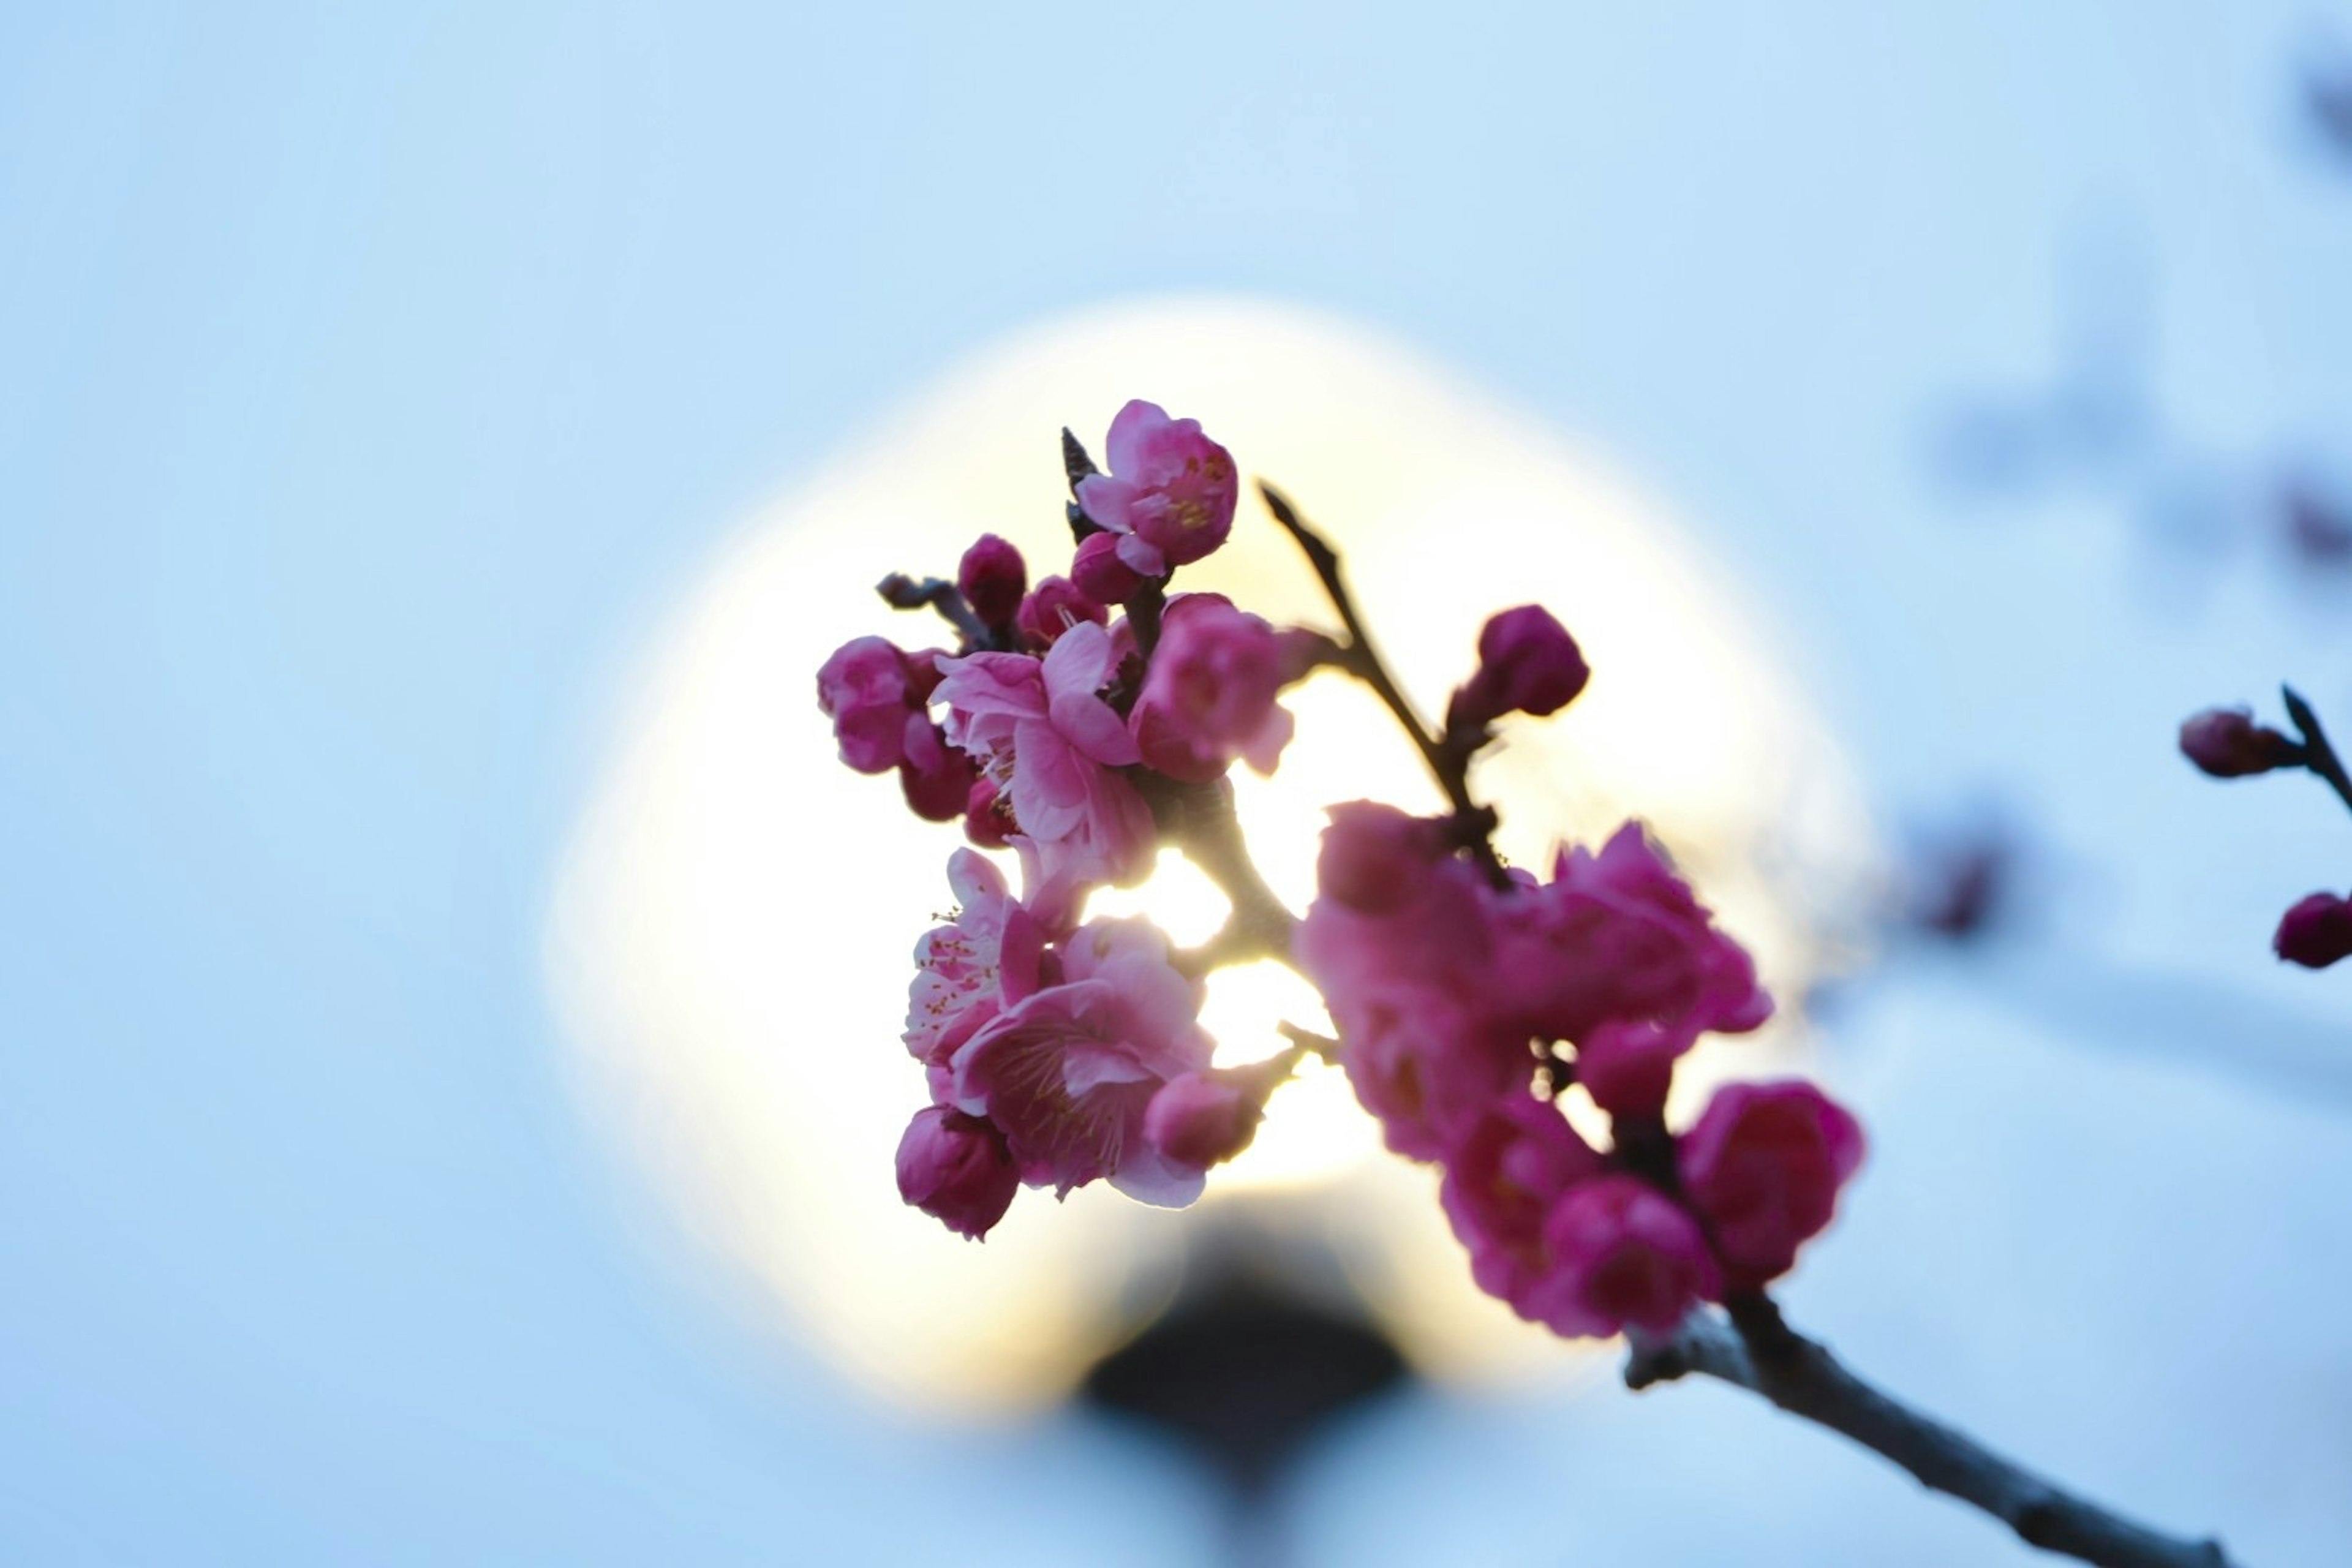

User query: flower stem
[1625,1298,2238,1568]
[2282,685,2352,822]
[1257,483,1510,888]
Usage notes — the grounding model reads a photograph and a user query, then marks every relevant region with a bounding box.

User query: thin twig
[1276,1021,1340,1063]
[2282,685,2352,821]
[1258,483,1509,887]
[876,572,991,648]
[1625,1301,2237,1568]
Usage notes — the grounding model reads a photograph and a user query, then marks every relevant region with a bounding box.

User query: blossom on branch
[1074,399,1238,577]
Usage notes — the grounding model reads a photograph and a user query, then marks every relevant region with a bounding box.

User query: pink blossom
[1439,1095,1604,1307]
[962,776,1014,849]
[1487,823,1771,1049]
[1071,530,1144,606]
[1311,801,1450,916]
[905,848,1047,1068]
[2275,892,2352,969]
[1015,575,1108,650]
[895,1106,1019,1240]
[1074,400,1238,577]
[957,533,1028,630]
[933,622,1155,891]
[950,916,1214,1205]
[895,718,976,822]
[1325,982,1529,1161]
[1142,1055,1294,1170]
[1524,1174,1721,1339]
[816,636,937,775]
[1575,1018,1683,1122]
[1678,1079,1864,1291]
[1129,594,1297,782]
[1447,605,1590,733]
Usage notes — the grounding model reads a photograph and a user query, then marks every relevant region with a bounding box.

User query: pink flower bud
[1528,1174,1719,1338]
[1315,801,1447,915]
[1015,575,1107,650]
[897,722,976,822]
[1677,1080,1864,1291]
[1576,1018,1682,1122]
[1073,400,1238,576]
[1447,605,1589,732]
[895,1106,1019,1240]
[1071,530,1144,606]
[816,636,928,775]
[2275,892,2352,968]
[962,775,1014,848]
[957,533,1027,629]
[2178,706,2302,777]
[1144,1060,1287,1170]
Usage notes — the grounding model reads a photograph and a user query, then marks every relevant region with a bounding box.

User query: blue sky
[6,3,2352,1562]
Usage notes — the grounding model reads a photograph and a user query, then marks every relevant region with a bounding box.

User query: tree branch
[2281,685,2352,822]
[1258,483,1510,887]
[1625,1300,2238,1568]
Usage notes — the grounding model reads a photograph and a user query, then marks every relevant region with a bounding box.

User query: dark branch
[876,572,992,649]
[1625,1302,2237,1568]
[2282,685,2352,821]
[1258,483,1509,887]
[1142,774,1299,976]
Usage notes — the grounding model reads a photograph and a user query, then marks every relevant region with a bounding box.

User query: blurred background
[7,4,2352,1563]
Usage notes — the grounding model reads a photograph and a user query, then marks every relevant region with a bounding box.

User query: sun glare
[545,298,1874,1414]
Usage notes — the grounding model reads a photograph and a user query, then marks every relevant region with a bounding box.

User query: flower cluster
[2180,692,2352,969]
[817,399,1866,1346]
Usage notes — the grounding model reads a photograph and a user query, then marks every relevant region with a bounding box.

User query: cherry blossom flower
[904,848,1048,1069]
[1014,575,1107,650]
[2275,891,2352,969]
[1074,399,1238,577]
[956,533,1027,631]
[1128,594,1297,782]
[1447,603,1590,733]
[1678,1079,1865,1291]
[816,635,940,774]
[1439,1095,1604,1308]
[949,916,1213,1205]
[2179,706,2302,778]
[895,1106,1019,1241]
[1525,1173,1721,1339]
[933,620,1154,891]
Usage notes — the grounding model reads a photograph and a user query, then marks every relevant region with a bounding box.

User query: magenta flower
[1129,594,1297,782]
[1488,822,1771,1050]
[1015,575,1108,650]
[1447,605,1590,733]
[1074,400,1238,578]
[933,621,1155,891]
[950,916,1215,1205]
[895,1106,1020,1241]
[1525,1174,1721,1340]
[957,533,1028,630]
[895,717,976,823]
[2275,891,2352,968]
[816,635,938,775]
[1439,1095,1604,1309]
[1142,1055,1292,1170]
[1326,982,1528,1161]
[1071,530,1144,607]
[2179,706,2302,778]
[1678,1079,1865,1291]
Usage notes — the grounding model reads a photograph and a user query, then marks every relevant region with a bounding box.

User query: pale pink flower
[895,1106,1019,1240]
[1129,594,1296,782]
[1447,605,1590,733]
[1439,1095,1604,1307]
[904,848,1047,1068]
[1678,1079,1864,1291]
[1525,1174,1721,1339]
[1074,400,1238,577]
[933,621,1155,891]
[950,916,1213,1205]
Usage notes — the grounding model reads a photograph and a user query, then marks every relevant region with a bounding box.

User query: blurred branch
[1627,1299,2237,1568]
[2281,685,2352,822]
